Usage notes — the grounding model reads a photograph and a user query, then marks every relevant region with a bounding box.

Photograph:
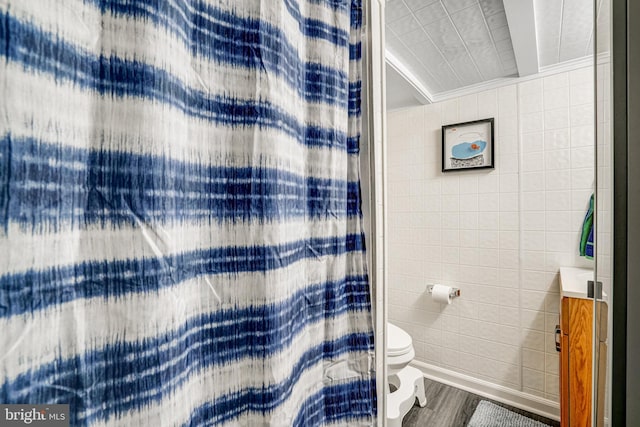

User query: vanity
[557,267,608,427]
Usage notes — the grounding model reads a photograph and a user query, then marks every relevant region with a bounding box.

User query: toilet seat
[387,323,413,356]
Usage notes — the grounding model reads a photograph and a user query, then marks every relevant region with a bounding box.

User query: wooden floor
[401,378,561,427]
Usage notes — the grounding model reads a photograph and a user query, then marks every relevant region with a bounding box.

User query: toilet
[387,323,427,427]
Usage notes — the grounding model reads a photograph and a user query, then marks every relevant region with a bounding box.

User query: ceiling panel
[386,0,412,22]
[479,0,506,17]
[414,2,448,25]
[559,0,593,62]
[430,61,463,91]
[401,28,432,46]
[485,11,507,29]
[385,0,517,97]
[442,0,479,14]
[533,0,595,67]
[403,0,440,12]
[386,0,607,108]
[490,25,511,42]
[448,56,483,85]
[450,5,492,50]
[472,47,505,79]
[387,14,422,35]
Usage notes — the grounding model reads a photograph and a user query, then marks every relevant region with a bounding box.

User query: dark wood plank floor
[401,378,561,427]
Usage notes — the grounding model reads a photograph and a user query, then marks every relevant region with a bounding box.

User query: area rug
[468,401,552,427]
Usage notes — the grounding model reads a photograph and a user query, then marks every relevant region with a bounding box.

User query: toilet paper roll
[432,284,452,304]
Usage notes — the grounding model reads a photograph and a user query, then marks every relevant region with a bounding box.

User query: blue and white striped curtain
[0,0,376,425]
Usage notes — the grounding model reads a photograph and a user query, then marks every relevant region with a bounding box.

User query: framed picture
[442,118,494,172]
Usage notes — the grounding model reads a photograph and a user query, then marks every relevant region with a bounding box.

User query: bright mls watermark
[0,405,69,427]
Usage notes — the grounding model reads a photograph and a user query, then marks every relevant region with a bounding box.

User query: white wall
[386,66,595,402]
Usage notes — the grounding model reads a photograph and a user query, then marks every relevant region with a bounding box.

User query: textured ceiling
[385,0,519,95]
[386,0,606,100]
[534,0,598,67]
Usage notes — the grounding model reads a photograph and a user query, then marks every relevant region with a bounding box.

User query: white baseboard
[410,360,561,422]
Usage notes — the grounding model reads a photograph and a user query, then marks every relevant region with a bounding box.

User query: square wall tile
[522,132,543,153]
[499,287,520,306]
[519,79,543,95]
[500,154,520,173]
[523,152,544,172]
[572,146,595,169]
[545,211,572,232]
[499,268,519,288]
[544,149,571,171]
[522,112,544,133]
[478,230,500,248]
[521,290,547,311]
[523,348,546,371]
[522,309,546,331]
[520,92,543,114]
[545,353,559,375]
[500,306,520,327]
[499,214,519,232]
[498,85,518,116]
[523,368,545,391]
[545,170,571,190]
[522,173,545,192]
[459,94,479,121]
[522,330,546,352]
[499,116,518,139]
[522,192,545,211]
[442,99,460,124]
[460,194,479,211]
[460,212,479,229]
[544,108,569,130]
[499,250,519,269]
[569,67,592,86]
[570,104,594,127]
[459,175,479,194]
[442,176,460,194]
[543,86,569,110]
[543,73,569,91]
[478,173,499,193]
[571,125,594,148]
[498,231,518,250]
[570,83,594,106]
[545,190,572,211]
[500,193,519,211]
[479,193,500,211]
[545,373,559,396]
[522,212,545,231]
[523,231,545,251]
[478,89,498,117]
[522,251,545,271]
[545,129,570,150]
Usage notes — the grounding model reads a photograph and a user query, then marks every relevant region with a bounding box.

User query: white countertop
[559,267,595,299]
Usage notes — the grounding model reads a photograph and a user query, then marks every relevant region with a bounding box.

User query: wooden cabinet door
[568,298,593,427]
[560,297,594,427]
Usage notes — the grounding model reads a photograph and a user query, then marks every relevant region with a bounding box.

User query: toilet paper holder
[426,285,461,298]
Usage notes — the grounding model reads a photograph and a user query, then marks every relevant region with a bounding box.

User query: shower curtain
[0,0,376,425]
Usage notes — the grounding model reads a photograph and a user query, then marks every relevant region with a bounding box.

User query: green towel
[579,194,594,259]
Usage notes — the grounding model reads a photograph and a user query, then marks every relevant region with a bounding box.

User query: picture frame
[442,118,495,172]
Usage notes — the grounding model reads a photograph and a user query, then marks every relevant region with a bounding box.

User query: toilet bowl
[387,323,427,427]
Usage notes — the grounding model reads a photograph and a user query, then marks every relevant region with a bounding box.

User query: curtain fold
[0,0,376,425]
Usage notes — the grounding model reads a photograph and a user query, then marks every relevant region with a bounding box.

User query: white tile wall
[386,66,595,402]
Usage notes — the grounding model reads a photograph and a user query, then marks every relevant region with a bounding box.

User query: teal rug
[468,401,552,427]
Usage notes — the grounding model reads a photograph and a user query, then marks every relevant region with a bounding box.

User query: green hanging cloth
[579,194,594,259]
